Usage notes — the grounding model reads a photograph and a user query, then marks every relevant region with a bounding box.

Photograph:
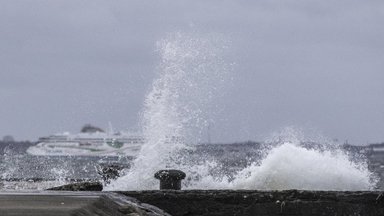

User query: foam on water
[106,33,377,191]
[230,142,375,191]
[0,147,69,190]
[181,127,377,191]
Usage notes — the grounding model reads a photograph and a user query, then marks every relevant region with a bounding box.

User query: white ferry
[26,125,145,156]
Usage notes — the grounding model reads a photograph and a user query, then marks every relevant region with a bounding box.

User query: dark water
[0,150,133,190]
[0,142,261,181]
[0,142,262,190]
[1,141,384,190]
[0,154,131,181]
[0,142,132,189]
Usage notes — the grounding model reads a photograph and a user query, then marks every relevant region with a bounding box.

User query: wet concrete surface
[0,191,100,216]
[2,189,384,216]
[0,191,169,216]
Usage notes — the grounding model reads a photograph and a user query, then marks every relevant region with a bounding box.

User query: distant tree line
[0,135,34,154]
[2,135,15,142]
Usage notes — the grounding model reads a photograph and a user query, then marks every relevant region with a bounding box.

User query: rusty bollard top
[154,169,186,190]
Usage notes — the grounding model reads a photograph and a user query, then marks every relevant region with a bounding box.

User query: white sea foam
[230,142,376,191]
[179,132,377,191]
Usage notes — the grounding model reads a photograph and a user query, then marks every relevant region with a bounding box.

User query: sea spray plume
[230,127,377,191]
[105,32,232,190]
[265,126,339,151]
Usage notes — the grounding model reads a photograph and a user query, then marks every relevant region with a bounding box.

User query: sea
[1,140,382,191]
[1,32,382,192]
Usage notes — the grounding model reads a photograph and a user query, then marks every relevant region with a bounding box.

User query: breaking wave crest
[230,142,376,191]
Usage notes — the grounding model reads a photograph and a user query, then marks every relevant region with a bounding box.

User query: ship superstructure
[26,126,145,156]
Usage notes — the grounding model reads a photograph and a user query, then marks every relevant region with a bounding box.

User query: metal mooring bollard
[154,169,186,190]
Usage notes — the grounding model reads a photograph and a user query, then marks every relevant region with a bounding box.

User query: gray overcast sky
[1,0,383,144]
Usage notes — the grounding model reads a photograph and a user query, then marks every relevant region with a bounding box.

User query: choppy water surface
[0,147,131,190]
[0,138,379,191]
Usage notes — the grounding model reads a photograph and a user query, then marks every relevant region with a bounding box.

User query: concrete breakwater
[2,184,384,215]
[122,190,384,216]
[0,191,170,216]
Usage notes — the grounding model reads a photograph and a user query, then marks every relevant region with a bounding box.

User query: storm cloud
[1,0,383,144]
